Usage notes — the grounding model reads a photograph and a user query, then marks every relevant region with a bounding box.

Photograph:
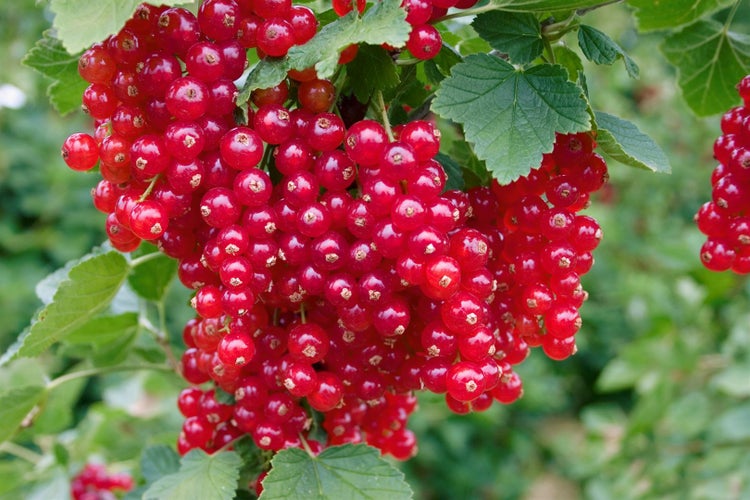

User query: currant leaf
[128,245,178,302]
[287,0,410,79]
[261,444,413,499]
[21,30,87,116]
[661,20,750,116]
[346,45,400,102]
[1,252,130,365]
[431,54,591,184]
[143,450,241,500]
[140,445,181,483]
[627,0,734,33]
[237,57,289,106]
[578,25,639,78]
[594,111,671,173]
[49,0,193,54]
[471,11,543,65]
[65,313,139,346]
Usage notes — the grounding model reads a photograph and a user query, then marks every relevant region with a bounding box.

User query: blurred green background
[1,1,749,499]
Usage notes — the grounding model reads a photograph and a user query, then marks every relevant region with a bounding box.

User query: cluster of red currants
[70,463,133,500]
[60,0,608,470]
[695,75,750,273]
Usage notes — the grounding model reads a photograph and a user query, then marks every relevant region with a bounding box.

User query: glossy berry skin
[257,18,296,57]
[406,24,442,60]
[62,133,99,171]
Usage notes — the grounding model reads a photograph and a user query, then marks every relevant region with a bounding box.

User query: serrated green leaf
[237,58,290,105]
[128,247,177,302]
[661,20,750,116]
[472,11,543,65]
[287,0,410,79]
[435,153,465,191]
[628,0,734,33]
[346,45,400,102]
[489,0,604,11]
[141,445,181,483]
[0,386,46,444]
[143,450,241,500]
[594,111,670,173]
[21,31,87,116]
[431,55,591,184]
[577,25,639,78]
[50,0,194,54]
[1,252,130,364]
[260,444,413,500]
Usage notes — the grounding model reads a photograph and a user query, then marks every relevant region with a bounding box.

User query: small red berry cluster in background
[60,0,609,473]
[70,463,133,500]
[695,75,750,273]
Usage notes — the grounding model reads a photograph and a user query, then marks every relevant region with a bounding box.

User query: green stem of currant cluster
[0,442,43,464]
[139,306,182,374]
[375,91,394,142]
[138,174,161,202]
[46,364,174,392]
[129,251,163,268]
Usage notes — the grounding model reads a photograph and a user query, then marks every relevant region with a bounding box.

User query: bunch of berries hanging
[60,0,608,474]
[695,75,750,273]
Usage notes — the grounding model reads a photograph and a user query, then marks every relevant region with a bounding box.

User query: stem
[46,364,173,392]
[260,144,275,171]
[298,433,316,458]
[299,303,307,324]
[0,442,43,464]
[155,301,182,374]
[395,58,421,66]
[375,91,394,142]
[129,251,163,268]
[138,174,161,202]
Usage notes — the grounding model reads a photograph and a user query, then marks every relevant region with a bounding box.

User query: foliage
[2,0,750,499]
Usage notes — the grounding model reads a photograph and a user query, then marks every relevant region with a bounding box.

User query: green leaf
[66,312,139,345]
[1,252,130,364]
[471,12,543,65]
[431,55,591,184]
[577,25,639,78]
[143,450,242,500]
[50,0,194,54]
[260,444,413,500]
[287,0,410,80]
[0,386,46,444]
[237,57,290,105]
[661,19,750,116]
[435,153,465,191]
[141,445,181,483]
[594,111,671,173]
[21,31,87,116]
[128,246,177,301]
[553,45,584,81]
[423,44,462,85]
[628,0,734,33]
[346,45,400,103]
